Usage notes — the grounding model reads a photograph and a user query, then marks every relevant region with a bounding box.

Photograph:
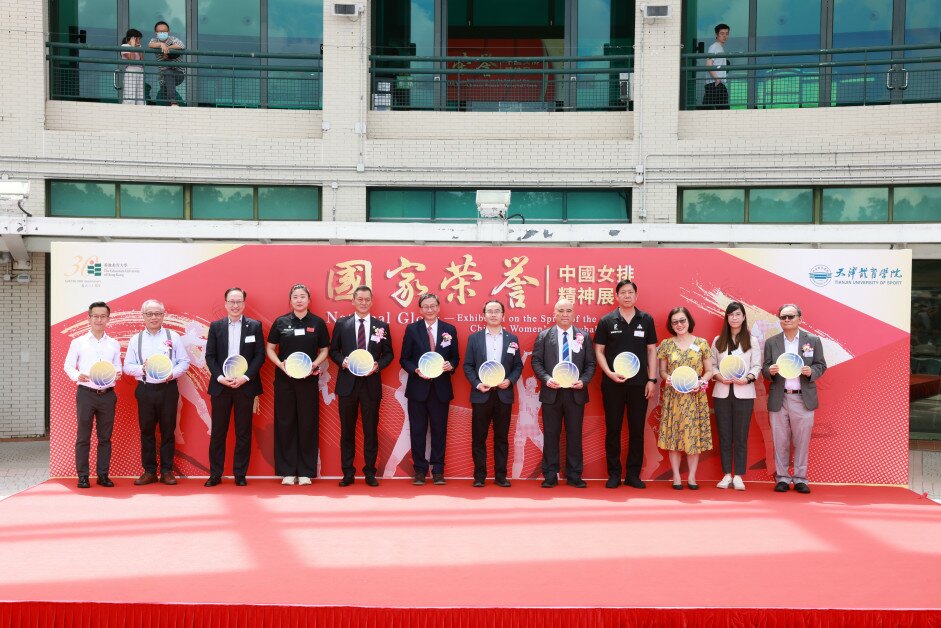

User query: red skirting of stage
[1,480,939,626]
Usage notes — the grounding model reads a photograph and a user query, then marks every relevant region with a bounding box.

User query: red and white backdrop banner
[49,243,911,483]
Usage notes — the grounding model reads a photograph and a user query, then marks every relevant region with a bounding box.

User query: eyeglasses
[89,315,109,320]
[671,318,688,326]
[143,311,165,318]
[484,309,503,315]
[779,314,798,321]
[225,300,244,305]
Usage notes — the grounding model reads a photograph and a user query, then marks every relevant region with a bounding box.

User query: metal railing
[46,42,323,109]
[682,43,941,110]
[370,54,634,111]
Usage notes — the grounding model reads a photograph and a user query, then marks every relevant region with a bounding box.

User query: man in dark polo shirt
[593,280,658,489]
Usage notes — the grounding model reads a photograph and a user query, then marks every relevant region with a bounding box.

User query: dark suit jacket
[205,316,265,397]
[329,314,394,399]
[400,319,460,403]
[463,328,523,405]
[531,325,597,405]
[762,330,827,411]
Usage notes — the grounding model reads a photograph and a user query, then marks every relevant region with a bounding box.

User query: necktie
[357,318,366,350]
[562,330,570,362]
[428,326,435,350]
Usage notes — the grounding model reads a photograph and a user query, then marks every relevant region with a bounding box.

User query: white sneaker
[281,476,296,485]
[297,476,312,486]
[716,474,732,489]
[732,475,746,490]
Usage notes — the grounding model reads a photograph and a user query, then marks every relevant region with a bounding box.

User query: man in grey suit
[762,303,827,494]
[531,299,596,488]
[463,299,523,487]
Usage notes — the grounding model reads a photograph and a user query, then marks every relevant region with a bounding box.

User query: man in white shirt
[703,23,730,110]
[123,299,191,486]
[63,301,123,489]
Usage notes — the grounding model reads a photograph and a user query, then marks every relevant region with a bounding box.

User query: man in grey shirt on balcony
[703,23,730,110]
[148,21,185,106]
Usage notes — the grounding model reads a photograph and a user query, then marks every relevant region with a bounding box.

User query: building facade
[1,0,939,438]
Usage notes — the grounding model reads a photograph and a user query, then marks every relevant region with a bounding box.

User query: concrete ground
[1,438,940,502]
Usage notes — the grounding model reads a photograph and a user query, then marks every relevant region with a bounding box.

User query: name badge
[507,347,517,355]
[294,329,305,336]
[634,330,645,337]
[245,335,256,343]
[690,343,701,353]
[803,350,813,357]
[570,343,581,354]
[370,334,381,343]
[441,340,451,348]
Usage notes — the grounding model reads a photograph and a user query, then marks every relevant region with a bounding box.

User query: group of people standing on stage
[64,279,826,493]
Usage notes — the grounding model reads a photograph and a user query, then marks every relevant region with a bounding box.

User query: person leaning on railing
[148,21,185,106]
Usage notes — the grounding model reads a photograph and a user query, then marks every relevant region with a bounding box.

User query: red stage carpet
[1,480,939,626]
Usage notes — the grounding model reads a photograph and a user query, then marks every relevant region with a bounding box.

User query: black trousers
[75,386,116,476]
[541,390,584,480]
[713,393,754,475]
[471,391,512,481]
[135,380,179,474]
[339,378,380,477]
[208,386,255,477]
[702,81,729,109]
[602,384,647,480]
[408,395,449,475]
[273,377,319,477]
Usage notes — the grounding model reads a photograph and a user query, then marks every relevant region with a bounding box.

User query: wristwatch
[647,378,657,383]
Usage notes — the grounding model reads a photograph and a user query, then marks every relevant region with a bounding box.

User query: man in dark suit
[762,303,827,494]
[462,299,523,487]
[204,287,265,487]
[329,285,394,487]
[531,298,597,488]
[399,293,460,485]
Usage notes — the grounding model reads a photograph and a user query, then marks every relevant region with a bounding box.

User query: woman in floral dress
[657,306,714,489]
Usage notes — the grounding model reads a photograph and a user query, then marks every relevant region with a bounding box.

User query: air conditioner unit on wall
[619,73,634,102]
[332,3,364,17]
[642,5,671,19]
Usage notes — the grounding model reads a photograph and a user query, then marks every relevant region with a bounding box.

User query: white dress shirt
[227,316,243,359]
[123,327,191,383]
[63,331,122,390]
[425,319,438,349]
[485,328,504,362]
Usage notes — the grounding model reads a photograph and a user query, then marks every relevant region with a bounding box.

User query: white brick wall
[0,0,939,435]
[0,253,47,438]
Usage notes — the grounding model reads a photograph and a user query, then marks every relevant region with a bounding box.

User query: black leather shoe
[605,476,621,489]
[339,475,355,487]
[412,474,426,486]
[235,476,247,486]
[494,477,511,488]
[624,476,647,489]
[687,482,700,490]
[472,479,485,487]
[96,475,114,487]
[794,482,811,494]
[432,473,446,485]
[774,481,790,492]
[672,482,683,490]
[541,476,558,488]
[77,475,90,489]
[365,475,380,487]
[204,476,222,487]
[566,478,587,488]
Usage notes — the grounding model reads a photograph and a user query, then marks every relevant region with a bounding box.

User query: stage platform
[1,479,940,626]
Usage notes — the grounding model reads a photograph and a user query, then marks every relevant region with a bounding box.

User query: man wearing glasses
[462,300,523,487]
[203,287,265,487]
[63,301,123,489]
[762,304,827,494]
[123,299,191,486]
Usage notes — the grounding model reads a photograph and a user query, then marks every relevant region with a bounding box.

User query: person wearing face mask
[148,21,185,106]
[120,29,144,105]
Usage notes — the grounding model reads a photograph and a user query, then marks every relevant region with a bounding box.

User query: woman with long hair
[711,301,762,490]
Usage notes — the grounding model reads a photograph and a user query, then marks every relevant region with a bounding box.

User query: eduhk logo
[86,261,102,277]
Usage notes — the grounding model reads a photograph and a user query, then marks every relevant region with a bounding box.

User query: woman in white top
[710,301,762,490]
[121,29,145,105]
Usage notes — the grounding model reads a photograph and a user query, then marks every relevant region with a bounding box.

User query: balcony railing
[370,55,634,112]
[46,42,323,110]
[682,43,941,110]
